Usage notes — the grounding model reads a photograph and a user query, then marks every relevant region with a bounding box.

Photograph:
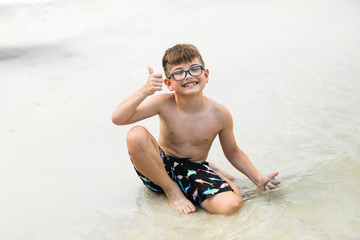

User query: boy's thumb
[147,66,154,75]
[269,172,279,179]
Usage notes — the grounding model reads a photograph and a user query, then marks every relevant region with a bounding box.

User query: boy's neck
[174,92,207,113]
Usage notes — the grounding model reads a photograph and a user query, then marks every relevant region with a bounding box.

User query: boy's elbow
[111,114,124,125]
[111,116,118,125]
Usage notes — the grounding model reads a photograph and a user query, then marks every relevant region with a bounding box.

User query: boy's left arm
[218,110,280,191]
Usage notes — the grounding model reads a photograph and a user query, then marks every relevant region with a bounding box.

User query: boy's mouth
[183,82,199,88]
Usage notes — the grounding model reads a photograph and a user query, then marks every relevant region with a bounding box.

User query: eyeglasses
[167,66,204,81]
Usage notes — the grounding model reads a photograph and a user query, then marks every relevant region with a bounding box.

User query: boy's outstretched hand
[259,172,281,191]
[144,66,163,95]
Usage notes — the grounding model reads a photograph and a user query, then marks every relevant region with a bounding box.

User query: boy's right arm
[111,66,164,125]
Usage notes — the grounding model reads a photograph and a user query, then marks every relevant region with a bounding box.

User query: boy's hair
[162,44,205,77]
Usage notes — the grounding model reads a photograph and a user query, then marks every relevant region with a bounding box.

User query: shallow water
[1,0,360,239]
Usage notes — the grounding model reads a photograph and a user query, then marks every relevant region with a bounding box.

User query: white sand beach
[1,0,360,239]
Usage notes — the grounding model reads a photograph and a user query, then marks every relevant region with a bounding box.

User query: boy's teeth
[185,83,196,87]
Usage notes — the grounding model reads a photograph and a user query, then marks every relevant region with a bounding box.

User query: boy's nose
[184,72,192,80]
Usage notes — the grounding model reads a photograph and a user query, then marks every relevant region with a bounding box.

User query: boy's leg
[126,126,196,214]
[200,177,242,214]
[209,162,235,180]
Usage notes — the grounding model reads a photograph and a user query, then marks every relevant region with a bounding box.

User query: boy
[112,44,280,215]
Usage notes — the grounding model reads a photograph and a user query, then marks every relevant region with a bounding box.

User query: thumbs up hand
[144,66,163,96]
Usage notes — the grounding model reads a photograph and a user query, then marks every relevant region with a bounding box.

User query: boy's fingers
[271,178,281,185]
[152,73,163,79]
[147,66,154,75]
[262,172,281,191]
[264,180,275,191]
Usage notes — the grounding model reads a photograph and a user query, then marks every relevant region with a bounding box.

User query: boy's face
[164,58,209,95]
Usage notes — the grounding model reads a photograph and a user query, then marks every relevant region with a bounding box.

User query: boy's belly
[158,141,213,163]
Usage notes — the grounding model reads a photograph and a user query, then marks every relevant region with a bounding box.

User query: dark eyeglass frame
[167,66,204,81]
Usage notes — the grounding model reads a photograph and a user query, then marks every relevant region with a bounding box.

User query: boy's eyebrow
[172,67,184,72]
[172,63,200,72]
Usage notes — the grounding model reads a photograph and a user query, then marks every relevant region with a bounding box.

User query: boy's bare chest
[160,111,221,145]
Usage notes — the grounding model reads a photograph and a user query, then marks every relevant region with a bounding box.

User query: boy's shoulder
[207,97,231,114]
[212,98,234,122]
[151,93,174,103]
[146,93,175,110]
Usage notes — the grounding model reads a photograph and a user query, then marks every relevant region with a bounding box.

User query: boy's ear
[204,68,209,83]
[164,78,175,91]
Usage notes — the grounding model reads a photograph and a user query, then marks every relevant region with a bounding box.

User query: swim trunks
[131,147,234,205]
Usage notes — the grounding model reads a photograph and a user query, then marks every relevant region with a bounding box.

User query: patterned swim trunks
[131,147,234,205]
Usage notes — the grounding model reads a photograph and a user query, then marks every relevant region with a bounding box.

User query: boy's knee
[127,126,148,146]
[127,126,156,151]
[219,196,242,214]
[202,192,242,215]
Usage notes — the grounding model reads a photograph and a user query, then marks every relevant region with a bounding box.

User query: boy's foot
[165,185,196,214]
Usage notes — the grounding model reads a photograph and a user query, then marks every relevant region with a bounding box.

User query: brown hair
[162,44,205,77]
